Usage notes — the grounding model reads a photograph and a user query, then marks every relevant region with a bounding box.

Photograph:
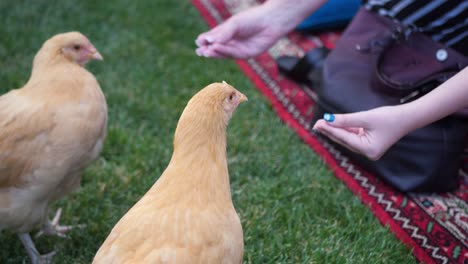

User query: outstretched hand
[195,0,328,59]
[313,67,468,160]
[195,6,287,59]
[313,107,407,160]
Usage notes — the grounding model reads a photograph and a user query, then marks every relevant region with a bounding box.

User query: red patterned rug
[192,0,468,263]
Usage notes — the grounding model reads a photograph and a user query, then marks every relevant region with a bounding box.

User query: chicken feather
[94,82,247,264]
[0,32,107,263]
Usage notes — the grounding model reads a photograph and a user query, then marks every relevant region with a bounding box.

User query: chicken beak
[90,50,104,61]
[238,92,248,103]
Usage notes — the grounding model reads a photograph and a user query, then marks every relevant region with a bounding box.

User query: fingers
[208,42,252,59]
[195,46,228,58]
[313,120,367,156]
[195,19,236,48]
[195,26,237,58]
[195,31,217,47]
[316,126,362,154]
[195,17,245,58]
[196,42,252,59]
[195,32,213,47]
[323,112,369,129]
[318,113,367,134]
[314,120,385,160]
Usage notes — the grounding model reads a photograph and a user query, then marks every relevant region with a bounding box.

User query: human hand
[195,5,292,59]
[312,107,407,160]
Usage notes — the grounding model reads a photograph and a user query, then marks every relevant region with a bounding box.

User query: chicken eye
[228,92,236,101]
[73,45,81,51]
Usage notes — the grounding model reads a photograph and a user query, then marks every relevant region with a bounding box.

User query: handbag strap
[377,28,466,89]
[356,12,468,100]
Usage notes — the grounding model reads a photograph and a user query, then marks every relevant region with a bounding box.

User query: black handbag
[313,8,468,192]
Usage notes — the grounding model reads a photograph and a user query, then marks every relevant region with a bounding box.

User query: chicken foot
[18,233,56,264]
[35,208,85,238]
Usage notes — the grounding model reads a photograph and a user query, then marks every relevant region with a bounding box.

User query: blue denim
[296,0,361,31]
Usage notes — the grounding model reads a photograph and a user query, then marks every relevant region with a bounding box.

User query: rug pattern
[192,0,468,263]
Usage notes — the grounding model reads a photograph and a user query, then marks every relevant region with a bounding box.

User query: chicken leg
[18,233,56,264]
[35,208,85,238]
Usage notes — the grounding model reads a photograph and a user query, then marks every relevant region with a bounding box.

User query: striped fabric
[363,0,467,55]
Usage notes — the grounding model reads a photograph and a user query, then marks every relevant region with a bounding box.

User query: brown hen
[93,82,246,264]
[0,32,107,263]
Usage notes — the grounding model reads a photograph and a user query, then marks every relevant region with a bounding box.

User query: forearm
[262,0,328,33]
[398,66,468,134]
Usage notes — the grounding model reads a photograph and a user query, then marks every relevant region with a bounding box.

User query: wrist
[393,102,424,136]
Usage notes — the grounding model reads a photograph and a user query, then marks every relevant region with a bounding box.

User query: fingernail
[205,36,214,43]
[323,113,335,122]
[311,128,320,135]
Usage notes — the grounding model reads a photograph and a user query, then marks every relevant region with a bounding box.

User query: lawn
[0,1,416,263]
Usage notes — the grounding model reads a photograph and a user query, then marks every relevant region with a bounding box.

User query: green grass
[0,1,416,263]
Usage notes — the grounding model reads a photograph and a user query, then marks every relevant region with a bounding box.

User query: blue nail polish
[323,113,335,122]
